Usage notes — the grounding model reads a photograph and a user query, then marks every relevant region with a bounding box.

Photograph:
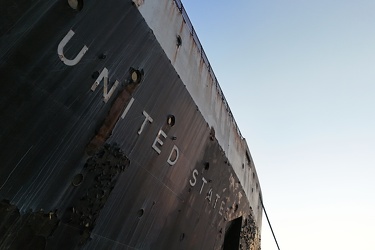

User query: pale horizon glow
[183,1,375,249]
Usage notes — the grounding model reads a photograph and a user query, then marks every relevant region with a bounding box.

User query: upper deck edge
[134,0,263,224]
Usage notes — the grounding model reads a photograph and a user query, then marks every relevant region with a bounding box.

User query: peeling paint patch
[87,73,142,155]
[0,143,130,249]
[239,214,260,250]
[0,200,59,250]
[63,143,130,245]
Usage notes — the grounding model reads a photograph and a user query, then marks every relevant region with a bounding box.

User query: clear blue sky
[182,1,375,249]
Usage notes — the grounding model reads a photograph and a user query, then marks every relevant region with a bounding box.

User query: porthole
[167,115,175,127]
[72,174,83,186]
[204,162,210,170]
[130,69,142,83]
[176,35,182,47]
[179,233,185,241]
[68,0,83,11]
[91,71,100,79]
[137,209,144,218]
[98,53,106,60]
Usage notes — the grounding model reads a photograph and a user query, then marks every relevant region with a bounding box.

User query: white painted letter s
[189,169,198,186]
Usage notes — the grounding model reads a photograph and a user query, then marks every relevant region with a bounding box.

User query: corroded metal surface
[136,1,263,221]
[0,0,261,249]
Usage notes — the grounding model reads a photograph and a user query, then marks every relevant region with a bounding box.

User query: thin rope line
[261,197,281,250]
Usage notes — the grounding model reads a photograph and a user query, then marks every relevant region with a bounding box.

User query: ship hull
[0,0,261,249]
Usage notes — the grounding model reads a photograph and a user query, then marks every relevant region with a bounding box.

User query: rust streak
[87,82,140,154]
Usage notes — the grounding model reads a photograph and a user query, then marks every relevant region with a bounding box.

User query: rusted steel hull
[0,0,262,249]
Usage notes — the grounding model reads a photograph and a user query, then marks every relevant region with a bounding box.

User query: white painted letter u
[57,29,88,66]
